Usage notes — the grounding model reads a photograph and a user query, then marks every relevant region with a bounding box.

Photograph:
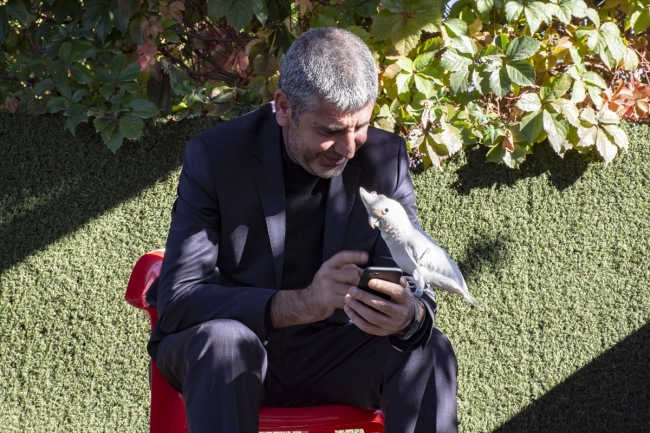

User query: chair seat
[126,250,385,433]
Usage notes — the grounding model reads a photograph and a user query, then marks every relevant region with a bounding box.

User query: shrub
[1,0,648,168]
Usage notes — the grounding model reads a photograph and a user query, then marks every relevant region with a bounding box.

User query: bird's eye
[384,207,390,213]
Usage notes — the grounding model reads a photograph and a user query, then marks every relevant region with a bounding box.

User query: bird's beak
[360,187,382,230]
[359,187,379,212]
[368,214,380,229]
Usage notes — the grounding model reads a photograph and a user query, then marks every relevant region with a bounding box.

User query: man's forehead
[308,104,372,129]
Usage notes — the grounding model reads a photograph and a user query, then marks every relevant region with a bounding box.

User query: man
[147,28,458,432]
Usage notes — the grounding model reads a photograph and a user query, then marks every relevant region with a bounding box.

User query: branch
[178,31,255,44]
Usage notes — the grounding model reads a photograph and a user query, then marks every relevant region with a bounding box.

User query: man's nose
[335,131,357,159]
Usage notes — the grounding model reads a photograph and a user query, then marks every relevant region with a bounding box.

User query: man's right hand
[270,251,368,328]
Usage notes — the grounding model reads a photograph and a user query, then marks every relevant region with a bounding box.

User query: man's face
[278,98,374,178]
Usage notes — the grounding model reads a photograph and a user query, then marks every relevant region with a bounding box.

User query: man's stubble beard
[284,124,348,179]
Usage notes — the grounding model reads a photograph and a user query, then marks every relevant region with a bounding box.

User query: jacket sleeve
[371,136,439,352]
[155,137,277,344]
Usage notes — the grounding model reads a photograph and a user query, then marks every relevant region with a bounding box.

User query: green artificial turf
[1,112,648,432]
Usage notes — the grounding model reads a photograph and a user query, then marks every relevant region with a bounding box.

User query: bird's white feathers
[359,187,483,310]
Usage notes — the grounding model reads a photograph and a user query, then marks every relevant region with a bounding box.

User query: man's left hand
[343,277,423,337]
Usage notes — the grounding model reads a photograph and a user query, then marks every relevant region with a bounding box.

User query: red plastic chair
[126,250,385,433]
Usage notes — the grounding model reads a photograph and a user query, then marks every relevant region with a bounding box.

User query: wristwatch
[398,298,425,341]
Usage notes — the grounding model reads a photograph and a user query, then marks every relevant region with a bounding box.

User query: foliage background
[1,111,649,432]
[2,0,650,168]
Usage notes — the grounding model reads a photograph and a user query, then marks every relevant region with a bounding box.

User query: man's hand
[344,277,424,337]
[270,251,368,328]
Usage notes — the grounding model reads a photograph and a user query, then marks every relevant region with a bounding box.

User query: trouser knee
[157,319,267,391]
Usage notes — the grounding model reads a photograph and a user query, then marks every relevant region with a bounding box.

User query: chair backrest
[125,250,384,433]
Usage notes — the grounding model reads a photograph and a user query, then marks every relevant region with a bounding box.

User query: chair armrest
[125,249,165,311]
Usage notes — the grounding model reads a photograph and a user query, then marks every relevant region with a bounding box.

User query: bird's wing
[408,228,468,290]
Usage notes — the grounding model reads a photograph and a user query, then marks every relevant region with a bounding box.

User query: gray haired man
[149,27,458,433]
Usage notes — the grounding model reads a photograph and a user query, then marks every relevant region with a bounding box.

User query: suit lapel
[322,164,362,261]
[251,110,285,290]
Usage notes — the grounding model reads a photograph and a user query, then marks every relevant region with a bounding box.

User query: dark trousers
[155,319,458,433]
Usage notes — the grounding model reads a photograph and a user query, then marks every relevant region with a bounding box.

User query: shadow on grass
[452,144,599,196]
[493,322,650,433]
[0,113,219,274]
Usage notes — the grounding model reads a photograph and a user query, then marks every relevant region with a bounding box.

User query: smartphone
[358,267,403,300]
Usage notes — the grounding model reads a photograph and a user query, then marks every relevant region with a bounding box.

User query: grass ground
[0,112,648,432]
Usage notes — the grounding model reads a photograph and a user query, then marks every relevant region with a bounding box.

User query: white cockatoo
[359,187,483,309]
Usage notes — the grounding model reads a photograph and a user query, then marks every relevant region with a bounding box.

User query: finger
[327,250,369,269]
[330,266,365,286]
[345,295,393,329]
[399,277,409,288]
[344,303,386,336]
[368,279,410,303]
[349,287,392,315]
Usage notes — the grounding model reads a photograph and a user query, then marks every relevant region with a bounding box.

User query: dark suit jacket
[148,103,431,359]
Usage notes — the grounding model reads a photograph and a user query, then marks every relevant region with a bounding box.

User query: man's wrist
[396,298,426,340]
[270,286,325,328]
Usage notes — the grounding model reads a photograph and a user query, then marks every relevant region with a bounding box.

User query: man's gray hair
[279,27,378,123]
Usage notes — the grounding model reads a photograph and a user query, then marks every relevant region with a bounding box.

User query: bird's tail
[465,293,484,311]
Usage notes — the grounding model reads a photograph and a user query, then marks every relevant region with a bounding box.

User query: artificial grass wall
[1,112,648,432]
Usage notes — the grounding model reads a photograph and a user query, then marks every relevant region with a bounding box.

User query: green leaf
[391,16,422,55]
[396,72,413,95]
[586,84,604,109]
[120,62,141,81]
[595,127,617,164]
[371,9,398,41]
[489,68,512,98]
[543,109,569,155]
[476,0,494,16]
[596,109,620,125]
[6,0,30,25]
[506,60,536,87]
[414,74,435,97]
[413,6,442,33]
[440,49,473,72]
[220,0,254,32]
[162,29,181,43]
[106,128,125,153]
[397,57,413,73]
[413,52,434,72]
[347,0,380,17]
[129,99,158,117]
[504,1,524,22]
[632,9,650,34]
[69,64,92,84]
[251,0,268,25]
[516,93,541,112]
[486,142,507,163]
[47,96,68,113]
[600,22,626,62]
[524,2,547,34]
[520,110,543,143]
[505,36,542,61]
[550,98,579,127]
[33,79,55,96]
[551,74,572,99]
[119,115,144,139]
[450,35,477,56]
[59,42,72,64]
[602,124,628,150]
[571,78,586,103]
[582,71,606,89]
[443,18,468,37]
[585,7,599,28]
[450,70,470,94]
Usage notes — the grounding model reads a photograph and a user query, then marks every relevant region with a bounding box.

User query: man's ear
[274,89,291,127]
